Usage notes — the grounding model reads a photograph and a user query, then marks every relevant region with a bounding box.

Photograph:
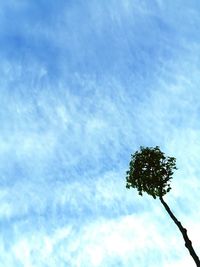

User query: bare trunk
[159,196,200,267]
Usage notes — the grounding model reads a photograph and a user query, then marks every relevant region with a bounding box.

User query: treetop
[126,146,177,199]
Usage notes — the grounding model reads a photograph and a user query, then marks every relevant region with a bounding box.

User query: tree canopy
[126,146,177,199]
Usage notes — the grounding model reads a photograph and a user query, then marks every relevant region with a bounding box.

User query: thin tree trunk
[159,196,200,267]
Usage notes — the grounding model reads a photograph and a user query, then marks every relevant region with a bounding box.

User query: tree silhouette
[126,146,200,267]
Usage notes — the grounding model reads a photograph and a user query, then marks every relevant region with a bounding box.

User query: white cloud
[4,211,195,267]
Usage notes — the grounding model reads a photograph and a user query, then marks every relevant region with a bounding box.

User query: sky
[0,0,200,266]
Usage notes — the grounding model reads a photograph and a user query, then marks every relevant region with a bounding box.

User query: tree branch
[159,196,200,267]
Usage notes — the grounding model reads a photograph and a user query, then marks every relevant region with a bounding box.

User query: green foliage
[126,146,177,199]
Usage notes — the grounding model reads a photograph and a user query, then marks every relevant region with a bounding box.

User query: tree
[126,146,200,267]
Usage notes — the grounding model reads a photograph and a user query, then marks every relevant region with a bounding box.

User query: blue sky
[1,1,200,266]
